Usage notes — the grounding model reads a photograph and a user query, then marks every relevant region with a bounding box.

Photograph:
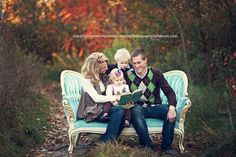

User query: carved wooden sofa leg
[178,131,185,153]
[68,133,74,154]
[74,133,79,147]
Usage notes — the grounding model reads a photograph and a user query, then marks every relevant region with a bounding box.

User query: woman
[77,52,125,143]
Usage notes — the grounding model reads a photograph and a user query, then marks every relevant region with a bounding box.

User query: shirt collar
[117,64,131,70]
[135,67,148,79]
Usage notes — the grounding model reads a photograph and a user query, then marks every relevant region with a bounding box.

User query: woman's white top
[81,78,116,103]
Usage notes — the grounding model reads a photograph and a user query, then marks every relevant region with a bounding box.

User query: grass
[0,94,50,157]
[185,84,236,156]
[201,134,236,157]
[88,141,160,157]
[186,85,233,133]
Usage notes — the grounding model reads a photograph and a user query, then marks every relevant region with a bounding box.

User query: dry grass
[89,142,160,157]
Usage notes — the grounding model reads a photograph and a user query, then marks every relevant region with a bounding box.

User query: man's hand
[167,105,176,123]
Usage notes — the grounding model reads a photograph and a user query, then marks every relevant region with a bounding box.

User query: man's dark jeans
[131,104,175,150]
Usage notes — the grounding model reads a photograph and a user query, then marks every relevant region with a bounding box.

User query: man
[126,48,177,156]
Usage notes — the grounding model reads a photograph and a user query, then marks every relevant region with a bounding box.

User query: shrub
[0,35,50,156]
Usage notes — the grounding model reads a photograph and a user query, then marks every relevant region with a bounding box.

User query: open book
[119,89,143,109]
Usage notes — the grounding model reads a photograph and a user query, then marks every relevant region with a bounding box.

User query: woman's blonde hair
[109,68,126,84]
[81,52,108,85]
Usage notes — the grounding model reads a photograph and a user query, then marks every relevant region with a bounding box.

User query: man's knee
[159,105,169,118]
[131,105,144,123]
[160,104,169,112]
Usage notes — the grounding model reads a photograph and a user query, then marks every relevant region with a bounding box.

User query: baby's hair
[109,68,126,84]
[114,48,131,62]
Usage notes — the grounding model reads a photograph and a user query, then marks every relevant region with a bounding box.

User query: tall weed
[186,85,233,133]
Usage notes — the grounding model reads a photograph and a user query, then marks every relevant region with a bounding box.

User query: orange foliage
[3,0,20,24]
[58,0,113,55]
[4,0,57,23]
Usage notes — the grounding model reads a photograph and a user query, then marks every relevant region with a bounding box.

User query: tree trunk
[231,3,236,52]
[171,11,192,85]
[195,0,213,85]
[200,31,213,85]
[0,0,3,30]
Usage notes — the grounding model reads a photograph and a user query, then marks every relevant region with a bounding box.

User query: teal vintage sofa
[60,70,191,154]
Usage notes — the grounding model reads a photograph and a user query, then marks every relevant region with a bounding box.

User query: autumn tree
[57,0,114,56]
[147,0,235,85]
[2,0,64,62]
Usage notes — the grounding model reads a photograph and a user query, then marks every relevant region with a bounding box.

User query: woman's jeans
[95,106,125,142]
[131,104,175,150]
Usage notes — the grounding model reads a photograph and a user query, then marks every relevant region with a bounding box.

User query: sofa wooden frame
[60,70,191,154]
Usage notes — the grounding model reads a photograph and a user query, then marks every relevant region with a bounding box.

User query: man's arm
[154,69,177,122]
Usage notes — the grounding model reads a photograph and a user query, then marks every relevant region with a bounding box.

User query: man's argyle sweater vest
[126,67,176,106]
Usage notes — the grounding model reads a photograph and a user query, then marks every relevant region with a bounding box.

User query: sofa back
[160,70,188,104]
[61,70,83,122]
[60,70,188,123]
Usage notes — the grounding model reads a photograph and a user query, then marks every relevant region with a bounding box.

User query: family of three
[77,48,177,156]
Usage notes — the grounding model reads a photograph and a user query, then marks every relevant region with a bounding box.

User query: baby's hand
[127,71,132,76]
[112,101,119,106]
[116,95,121,101]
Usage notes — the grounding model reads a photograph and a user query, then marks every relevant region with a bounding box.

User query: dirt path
[30,82,95,157]
[29,82,71,157]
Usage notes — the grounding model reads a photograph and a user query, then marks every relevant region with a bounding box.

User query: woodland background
[0,0,236,156]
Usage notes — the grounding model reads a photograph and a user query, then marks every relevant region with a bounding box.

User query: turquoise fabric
[74,120,108,128]
[62,71,83,122]
[61,70,186,128]
[160,75,184,104]
[74,118,179,129]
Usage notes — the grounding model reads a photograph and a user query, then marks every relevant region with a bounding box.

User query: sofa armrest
[176,97,191,122]
[62,95,80,124]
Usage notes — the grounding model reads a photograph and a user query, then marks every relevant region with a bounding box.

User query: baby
[101,68,131,127]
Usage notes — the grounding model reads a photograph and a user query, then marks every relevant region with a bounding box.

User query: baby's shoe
[124,120,130,127]
[100,113,110,122]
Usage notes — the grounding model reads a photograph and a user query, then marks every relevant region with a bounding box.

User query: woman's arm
[82,78,116,103]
